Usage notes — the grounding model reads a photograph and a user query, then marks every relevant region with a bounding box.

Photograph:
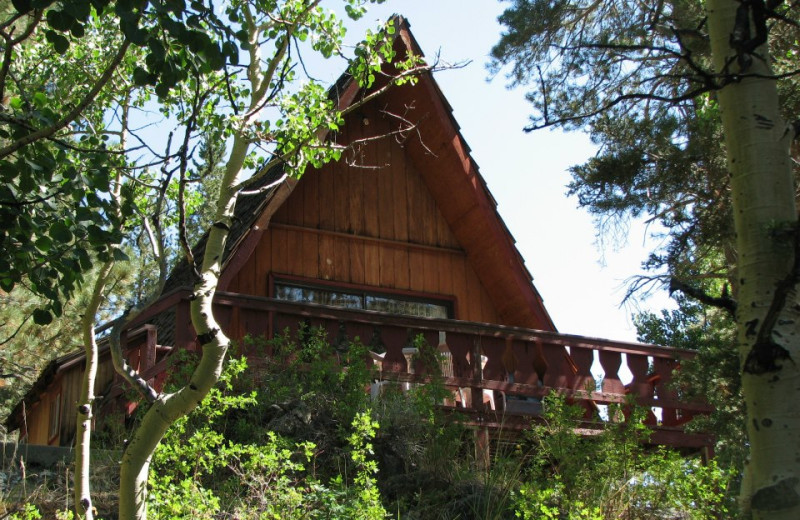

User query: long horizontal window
[274,281,452,319]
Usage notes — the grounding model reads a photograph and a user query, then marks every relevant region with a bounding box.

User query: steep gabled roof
[215,16,556,330]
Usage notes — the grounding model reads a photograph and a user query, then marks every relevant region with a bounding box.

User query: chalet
[4,17,712,456]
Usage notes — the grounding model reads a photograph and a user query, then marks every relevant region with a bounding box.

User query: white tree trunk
[707,1,800,518]
[117,136,244,520]
[74,260,113,520]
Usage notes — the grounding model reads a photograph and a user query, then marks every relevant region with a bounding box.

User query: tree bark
[74,260,114,520]
[117,133,243,520]
[707,1,800,518]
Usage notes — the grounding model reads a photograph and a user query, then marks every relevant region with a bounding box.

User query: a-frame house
[5,17,712,455]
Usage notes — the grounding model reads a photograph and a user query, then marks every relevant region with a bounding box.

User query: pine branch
[669,277,738,316]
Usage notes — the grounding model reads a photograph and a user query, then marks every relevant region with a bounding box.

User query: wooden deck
[119,288,713,454]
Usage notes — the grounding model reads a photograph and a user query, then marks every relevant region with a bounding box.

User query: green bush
[142,330,731,520]
[147,331,394,519]
[513,395,735,520]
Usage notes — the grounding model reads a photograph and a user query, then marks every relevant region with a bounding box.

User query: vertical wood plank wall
[227,105,502,325]
[21,343,139,446]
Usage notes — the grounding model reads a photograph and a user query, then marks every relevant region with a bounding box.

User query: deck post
[475,426,490,470]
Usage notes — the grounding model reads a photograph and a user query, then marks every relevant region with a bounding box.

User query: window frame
[270,274,456,319]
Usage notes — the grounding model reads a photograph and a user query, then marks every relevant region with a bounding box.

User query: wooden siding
[18,328,156,447]
[24,391,55,445]
[227,103,502,325]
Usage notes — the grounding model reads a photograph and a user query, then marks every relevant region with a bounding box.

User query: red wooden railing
[120,289,713,451]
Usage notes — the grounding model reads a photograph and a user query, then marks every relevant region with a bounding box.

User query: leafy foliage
[490,0,799,298]
[0,0,241,322]
[636,298,745,478]
[491,6,800,514]
[146,347,392,519]
[514,394,734,519]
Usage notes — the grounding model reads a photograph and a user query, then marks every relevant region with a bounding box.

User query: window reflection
[275,282,451,319]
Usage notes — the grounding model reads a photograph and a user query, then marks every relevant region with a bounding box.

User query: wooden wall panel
[333,236,351,282]
[450,256,467,319]
[421,251,438,295]
[349,172,365,236]
[287,227,304,277]
[349,239,365,285]
[408,250,425,290]
[286,186,304,225]
[392,141,409,242]
[376,149,394,241]
[333,160,350,235]
[364,242,380,285]
[362,169,379,238]
[224,107,506,325]
[27,400,48,445]
[438,254,454,298]
[271,226,288,275]
[378,244,395,288]
[301,226,318,279]
[318,233,335,281]
[60,370,80,443]
[464,259,482,322]
[393,248,410,290]
[302,168,320,228]
[253,234,271,295]
[318,165,335,230]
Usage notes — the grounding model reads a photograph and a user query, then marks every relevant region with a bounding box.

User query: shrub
[514,394,735,520]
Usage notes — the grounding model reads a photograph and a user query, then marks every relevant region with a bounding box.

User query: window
[274,281,452,319]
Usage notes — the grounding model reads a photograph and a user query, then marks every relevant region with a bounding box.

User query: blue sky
[327,1,675,342]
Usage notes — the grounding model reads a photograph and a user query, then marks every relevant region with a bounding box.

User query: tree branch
[669,277,738,316]
[0,37,132,160]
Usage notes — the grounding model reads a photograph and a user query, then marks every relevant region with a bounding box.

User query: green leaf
[34,236,52,253]
[63,0,91,20]
[46,10,75,32]
[155,82,170,98]
[45,30,70,54]
[132,67,152,86]
[33,308,53,325]
[11,0,33,14]
[0,277,14,292]
[50,221,74,243]
[70,23,85,38]
[112,248,130,262]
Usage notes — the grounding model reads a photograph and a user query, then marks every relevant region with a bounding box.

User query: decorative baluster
[502,338,517,382]
[437,331,454,378]
[447,334,471,379]
[653,357,679,426]
[480,352,496,410]
[540,341,570,389]
[598,350,625,395]
[481,339,505,381]
[333,320,349,356]
[627,354,657,425]
[401,329,419,392]
[445,333,472,408]
[367,326,386,400]
[437,331,458,406]
[380,326,408,373]
[569,346,595,419]
[470,336,483,411]
[510,340,540,386]
[570,347,595,392]
[369,326,386,354]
